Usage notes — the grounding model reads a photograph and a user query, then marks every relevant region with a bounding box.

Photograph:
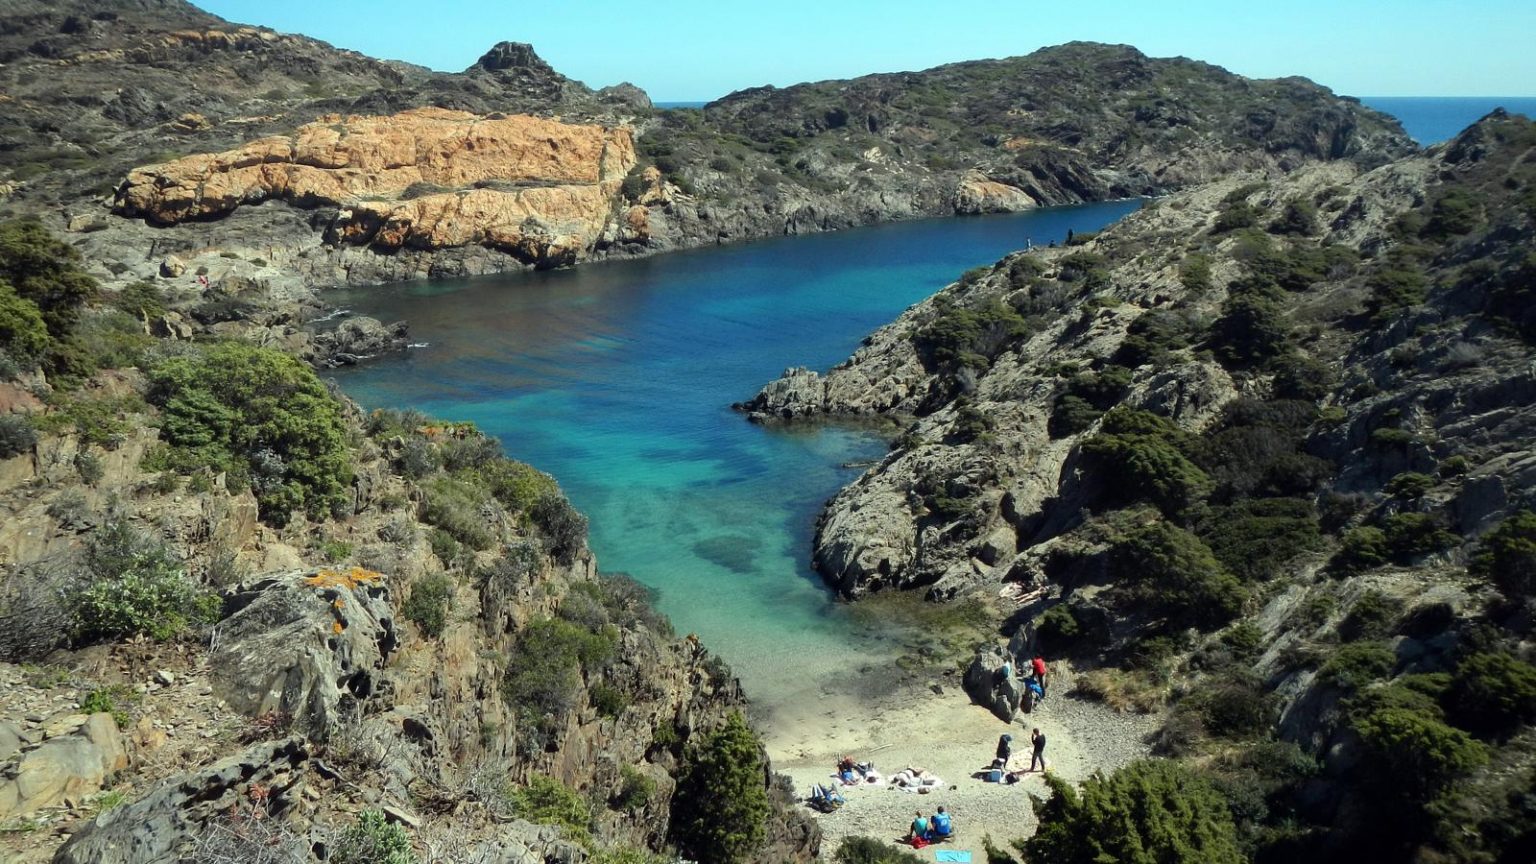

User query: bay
[328,201,1140,705]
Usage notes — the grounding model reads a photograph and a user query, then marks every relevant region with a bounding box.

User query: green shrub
[1269,199,1319,236]
[502,617,616,750]
[507,774,593,846]
[0,414,37,458]
[1339,590,1403,641]
[402,574,452,639]
[1083,408,1211,515]
[1334,526,1389,573]
[1049,365,1131,437]
[111,281,165,320]
[1422,188,1482,239]
[1210,293,1291,368]
[531,492,588,565]
[421,474,496,551]
[33,392,145,449]
[1184,673,1276,739]
[1022,760,1244,864]
[1386,472,1435,499]
[1270,353,1335,401]
[80,685,138,728]
[912,297,1030,371]
[1112,521,1245,630]
[428,528,461,566]
[1197,497,1321,582]
[1368,267,1429,317]
[67,518,218,644]
[1381,512,1459,561]
[1319,641,1396,690]
[671,712,770,864]
[1114,310,1192,368]
[147,343,352,525]
[835,837,924,864]
[1469,510,1536,596]
[0,280,49,365]
[1214,201,1260,234]
[482,458,558,513]
[1180,253,1214,293]
[949,399,995,444]
[614,764,655,813]
[589,682,628,718]
[1446,652,1536,736]
[1351,705,1488,803]
[1036,604,1082,649]
[330,809,415,864]
[0,218,97,341]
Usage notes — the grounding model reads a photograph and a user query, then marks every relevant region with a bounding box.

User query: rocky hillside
[0,226,816,862]
[744,111,1536,861]
[0,3,1412,305]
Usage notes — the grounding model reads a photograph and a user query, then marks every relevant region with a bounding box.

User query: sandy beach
[760,662,1163,858]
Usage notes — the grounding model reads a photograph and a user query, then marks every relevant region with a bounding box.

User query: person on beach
[909,811,930,844]
[929,805,953,840]
[995,733,1013,768]
[1029,727,1047,772]
[1032,655,1048,695]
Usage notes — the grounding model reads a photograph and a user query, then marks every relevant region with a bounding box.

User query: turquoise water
[328,203,1140,703]
[1362,96,1536,145]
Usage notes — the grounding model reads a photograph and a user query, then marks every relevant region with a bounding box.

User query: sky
[196,0,1535,102]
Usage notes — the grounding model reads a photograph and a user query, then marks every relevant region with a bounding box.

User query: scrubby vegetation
[671,712,770,864]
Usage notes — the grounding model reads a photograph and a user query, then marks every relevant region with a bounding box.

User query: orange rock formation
[115,107,639,266]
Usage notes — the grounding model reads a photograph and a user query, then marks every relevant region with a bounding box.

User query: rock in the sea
[306,316,410,368]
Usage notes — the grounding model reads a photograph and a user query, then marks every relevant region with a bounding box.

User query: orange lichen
[332,621,345,634]
[304,566,383,590]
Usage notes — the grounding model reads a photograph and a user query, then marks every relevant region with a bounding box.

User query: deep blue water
[1362,96,1536,145]
[329,202,1139,702]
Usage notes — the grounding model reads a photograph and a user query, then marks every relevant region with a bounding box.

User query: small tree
[671,712,769,864]
[1112,521,1245,629]
[1470,510,1536,597]
[1021,760,1244,864]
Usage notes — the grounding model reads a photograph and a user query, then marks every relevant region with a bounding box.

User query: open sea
[1361,96,1536,145]
[328,202,1140,705]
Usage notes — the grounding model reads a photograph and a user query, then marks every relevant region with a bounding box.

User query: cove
[327,201,1140,709]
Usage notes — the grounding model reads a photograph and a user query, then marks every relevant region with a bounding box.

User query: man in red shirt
[1031,656,1048,697]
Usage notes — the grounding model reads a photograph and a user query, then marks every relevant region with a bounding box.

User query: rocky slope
[745,110,1536,861]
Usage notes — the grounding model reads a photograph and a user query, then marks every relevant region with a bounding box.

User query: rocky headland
[744,110,1536,861]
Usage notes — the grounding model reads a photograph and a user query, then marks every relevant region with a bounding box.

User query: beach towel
[935,852,971,862]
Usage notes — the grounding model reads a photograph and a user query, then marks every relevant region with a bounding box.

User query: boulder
[210,569,399,732]
[0,713,127,819]
[158,255,186,278]
[307,316,410,368]
[963,644,1022,722]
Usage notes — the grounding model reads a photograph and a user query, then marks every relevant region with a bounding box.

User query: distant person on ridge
[1029,727,1047,773]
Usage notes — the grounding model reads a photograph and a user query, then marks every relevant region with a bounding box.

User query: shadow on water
[328,202,1140,706]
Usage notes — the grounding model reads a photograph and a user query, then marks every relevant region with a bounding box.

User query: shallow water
[328,202,1140,706]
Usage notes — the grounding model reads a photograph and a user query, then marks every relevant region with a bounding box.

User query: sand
[759,663,1162,858]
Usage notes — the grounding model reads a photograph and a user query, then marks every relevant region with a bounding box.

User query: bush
[1083,408,1211,515]
[1446,652,1536,736]
[1319,641,1396,690]
[1270,199,1319,236]
[1382,512,1459,561]
[671,712,770,864]
[148,343,352,525]
[402,574,452,639]
[1270,353,1335,401]
[1386,472,1436,499]
[80,685,137,728]
[1352,705,1488,804]
[1022,760,1244,864]
[1049,365,1131,437]
[1184,673,1276,739]
[1036,604,1082,649]
[614,765,655,813]
[1112,521,1245,630]
[1114,310,1192,369]
[1180,254,1214,293]
[507,774,593,846]
[0,218,97,341]
[0,280,49,365]
[531,492,588,566]
[66,518,218,644]
[1334,526,1389,573]
[1339,590,1402,641]
[421,474,496,551]
[912,297,1030,371]
[111,281,165,320]
[330,809,415,864]
[1368,267,1429,317]
[1469,510,1536,597]
[1197,497,1321,582]
[835,837,924,864]
[0,414,36,458]
[502,617,616,750]
[1210,293,1291,369]
[482,458,558,513]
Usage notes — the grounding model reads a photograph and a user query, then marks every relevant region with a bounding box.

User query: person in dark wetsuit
[1029,727,1048,772]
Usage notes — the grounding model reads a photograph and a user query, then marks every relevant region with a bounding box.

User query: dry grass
[1073,668,1169,713]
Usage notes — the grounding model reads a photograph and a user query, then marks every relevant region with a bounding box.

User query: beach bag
[987,768,1002,782]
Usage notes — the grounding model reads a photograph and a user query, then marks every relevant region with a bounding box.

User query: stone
[42,714,89,739]
[158,255,186,278]
[0,720,21,762]
[0,715,126,819]
[154,670,175,686]
[963,644,1022,722]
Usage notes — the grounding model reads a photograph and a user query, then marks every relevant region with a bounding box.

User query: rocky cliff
[745,111,1536,862]
[114,107,641,268]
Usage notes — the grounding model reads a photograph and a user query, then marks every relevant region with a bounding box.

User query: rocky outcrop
[114,107,638,267]
[0,714,127,820]
[304,316,410,367]
[954,171,1037,214]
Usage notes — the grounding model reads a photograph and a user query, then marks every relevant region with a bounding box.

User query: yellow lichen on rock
[303,566,383,590]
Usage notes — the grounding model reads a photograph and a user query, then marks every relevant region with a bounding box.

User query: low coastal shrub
[1469,510,1536,597]
[530,492,588,565]
[613,765,655,812]
[671,712,770,864]
[1110,520,1245,630]
[1049,365,1131,437]
[1351,705,1488,805]
[502,617,616,751]
[1319,641,1396,691]
[912,296,1030,371]
[1333,526,1389,573]
[507,774,593,846]
[1445,652,1536,736]
[0,413,36,458]
[1113,310,1192,368]
[835,837,923,864]
[330,810,415,864]
[402,574,452,639]
[1021,760,1244,864]
[66,518,218,645]
[147,342,351,525]
[1082,408,1211,516]
[1196,497,1321,582]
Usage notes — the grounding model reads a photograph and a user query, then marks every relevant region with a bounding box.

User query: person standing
[995,733,1013,769]
[1032,655,1048,696]
[1029,727,1047,773]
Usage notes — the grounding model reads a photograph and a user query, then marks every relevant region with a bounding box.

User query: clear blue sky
[197,0,1534,101]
